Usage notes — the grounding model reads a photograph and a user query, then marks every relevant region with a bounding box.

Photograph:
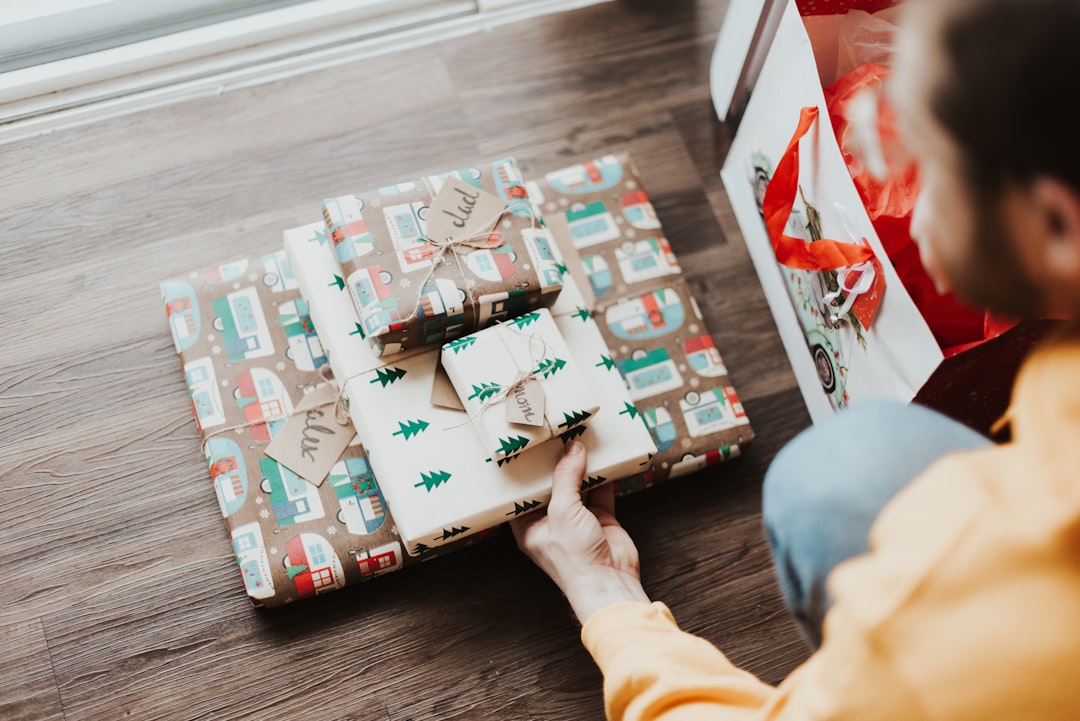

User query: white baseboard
[0,0,609,145]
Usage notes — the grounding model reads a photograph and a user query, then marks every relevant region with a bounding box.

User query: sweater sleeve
[581,600,927,721]
[581,601,782,721]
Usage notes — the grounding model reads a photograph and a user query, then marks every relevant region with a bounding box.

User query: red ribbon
[762,106,876,271]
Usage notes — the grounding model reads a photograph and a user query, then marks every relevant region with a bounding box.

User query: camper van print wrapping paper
[321,157,564,357]
[163,251,440,607]
[440,308,600,462]
[285,222,656,555]
[534,153,755,484]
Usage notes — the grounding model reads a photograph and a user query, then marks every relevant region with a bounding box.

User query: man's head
[888,0,1080,319]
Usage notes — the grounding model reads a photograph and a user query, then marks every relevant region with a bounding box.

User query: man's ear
[1030,177,1080,289]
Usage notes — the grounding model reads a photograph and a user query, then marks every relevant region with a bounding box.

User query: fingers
[547,440,588,514]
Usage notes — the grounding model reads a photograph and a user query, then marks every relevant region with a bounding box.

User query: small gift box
[441,308,600,462]
[322,157,565,356]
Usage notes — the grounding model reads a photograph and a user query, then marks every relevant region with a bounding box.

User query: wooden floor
[0,1,814,719]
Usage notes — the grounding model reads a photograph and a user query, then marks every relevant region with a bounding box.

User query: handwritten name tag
[264,384,355,486]
[426,177,508,245]
[506,380,546,427]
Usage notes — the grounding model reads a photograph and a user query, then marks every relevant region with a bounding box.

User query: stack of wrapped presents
[162,154,754,607]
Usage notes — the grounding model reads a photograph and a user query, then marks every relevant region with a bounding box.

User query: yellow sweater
[582,340,1080,720]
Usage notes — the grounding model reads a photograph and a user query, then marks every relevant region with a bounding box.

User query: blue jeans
[762,402,991,648]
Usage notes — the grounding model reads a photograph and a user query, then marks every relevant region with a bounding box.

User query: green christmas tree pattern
[559,409,593,430]
[533,357,567,378]
[412,543,431,555]
[468,382,502,401]
[559,426,587,443]
[497,435,530,457]
[595,355,616,372]
[572,307,591,322]
[444,336,477,354]
[393,418,430,440]
[506,499,543,516]
[310,227,329,245]
[581,474,607,491]
[370,366,407,387]
[437,526,470,541]
[509,312,541,329]
[350,322,366,339]
[285,563,308,580]
[415,469,451,492]
[328,274,345,291]
[618,402,640,420]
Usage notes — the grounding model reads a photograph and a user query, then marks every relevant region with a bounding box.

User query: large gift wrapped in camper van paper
[161,252,417,608]
[531,153,755,483]
[285,222,656,556]
[321,157,564,356]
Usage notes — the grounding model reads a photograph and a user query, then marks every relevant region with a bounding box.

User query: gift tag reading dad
[426,177,508,245]
[265,384,355,486]
[506,379,546,427]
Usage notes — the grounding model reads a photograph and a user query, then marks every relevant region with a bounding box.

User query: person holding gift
[512,0,1080,718]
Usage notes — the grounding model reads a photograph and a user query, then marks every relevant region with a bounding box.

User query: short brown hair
[930,0,1080,199]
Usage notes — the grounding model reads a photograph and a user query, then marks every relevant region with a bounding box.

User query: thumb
[548,440,587,515]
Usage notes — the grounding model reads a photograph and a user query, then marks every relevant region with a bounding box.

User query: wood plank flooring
[0,1,814,718]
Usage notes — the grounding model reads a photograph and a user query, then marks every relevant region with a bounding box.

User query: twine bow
[445,325,553,437]
[393,180,543,330]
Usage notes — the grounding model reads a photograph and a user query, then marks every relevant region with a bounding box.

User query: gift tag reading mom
[506,380,546,427]
[265,384,355,486]
[426,177,508,245]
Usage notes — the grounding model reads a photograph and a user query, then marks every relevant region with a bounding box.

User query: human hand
[511,440,650,624]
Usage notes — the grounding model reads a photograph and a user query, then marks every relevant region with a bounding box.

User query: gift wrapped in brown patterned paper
[530,153,755,486]
[321,157,564,356]
[161,251,493,607]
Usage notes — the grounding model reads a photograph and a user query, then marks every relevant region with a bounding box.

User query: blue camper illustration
[284,533,346,599]
[200,258,249,284]
[323,195,377,264]
[162,280,200,352]
[351,264,464,343]
[582,255,613,298]
[544,155,623,194]
[522,227,565,290]
[642,407,676,453]
[564,200,621,249]
[205,437,249,517]
[260,250,298,292]
[679,387,748,438]
[277,299,328,371]
[617,348,684,401]
[234,368,292,443]
[614,237,681,284]
[330,456,387,535]
[184,356,225,430]
[211,286,274,360]
[491,157,533,217]
[384,202,441,273]
[259,458,326,526]
[684,335,729,378]
[355,541,403,579]
[604,288,685,340]
[230,522,275,601]
[620,190,662,229]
